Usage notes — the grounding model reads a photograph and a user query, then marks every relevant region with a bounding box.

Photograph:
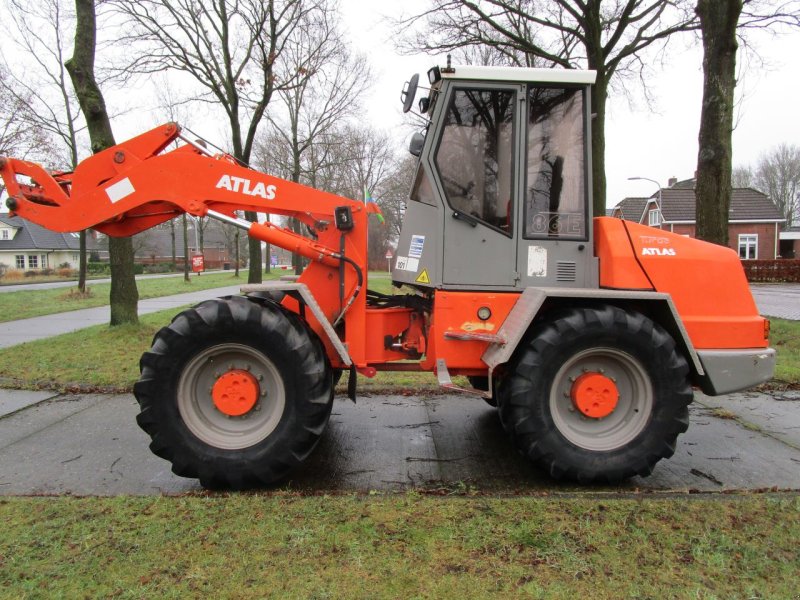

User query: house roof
[610,197,648,222]
[0,215,100,251]
[653,187,785,223]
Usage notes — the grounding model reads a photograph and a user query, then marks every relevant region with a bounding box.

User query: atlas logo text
[216,175,276,200]
[642,247,676,256]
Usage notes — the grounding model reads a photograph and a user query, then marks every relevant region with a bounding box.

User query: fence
[742,260,800,283]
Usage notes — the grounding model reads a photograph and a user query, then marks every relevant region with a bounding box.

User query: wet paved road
[751,283,800,320]
[1,389,798,496]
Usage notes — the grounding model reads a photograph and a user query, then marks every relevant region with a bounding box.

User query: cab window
[409,164,436,206]
[525,86,587,239]
[434,88,515,234]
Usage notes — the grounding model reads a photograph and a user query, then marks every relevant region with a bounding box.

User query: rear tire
[497,305,692,483]
[134,295,332,489]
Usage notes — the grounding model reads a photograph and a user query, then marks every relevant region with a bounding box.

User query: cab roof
[441,65,596,85]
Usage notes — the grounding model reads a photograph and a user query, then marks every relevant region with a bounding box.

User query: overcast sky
[339,0,800,208]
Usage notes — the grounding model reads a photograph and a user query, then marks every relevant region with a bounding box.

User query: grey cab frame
[393,76,598,291]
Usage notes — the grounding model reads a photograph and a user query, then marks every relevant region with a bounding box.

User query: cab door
[517,84,594,288]
[435,84,523,289]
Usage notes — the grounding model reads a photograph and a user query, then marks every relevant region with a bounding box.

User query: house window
[738,234,758,260]
[1,230,8,240]
[15,255,24,269]
[28,255,38,269]
[41,255,48,268]
[648,209,662,227]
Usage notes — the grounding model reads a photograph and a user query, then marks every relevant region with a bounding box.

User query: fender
[482,287,705,394]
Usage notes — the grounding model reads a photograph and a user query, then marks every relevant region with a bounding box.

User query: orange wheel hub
[570,373,619,419]
[212,370,260,416]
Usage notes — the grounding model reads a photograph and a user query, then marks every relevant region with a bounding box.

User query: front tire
[134,296,332,489]
[497,305,692,483]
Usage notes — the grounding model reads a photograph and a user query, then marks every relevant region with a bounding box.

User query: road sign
[191,254,205,273]
[385,250,393,259]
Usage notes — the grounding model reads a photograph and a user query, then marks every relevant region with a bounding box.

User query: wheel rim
[177,343,286,450]
[549,348,653,452]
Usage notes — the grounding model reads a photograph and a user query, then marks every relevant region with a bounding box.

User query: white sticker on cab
[527,245,547,277]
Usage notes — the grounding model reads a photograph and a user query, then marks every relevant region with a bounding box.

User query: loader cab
[393,65,599,291]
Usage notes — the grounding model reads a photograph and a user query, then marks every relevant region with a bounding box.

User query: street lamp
[628,176,663,227]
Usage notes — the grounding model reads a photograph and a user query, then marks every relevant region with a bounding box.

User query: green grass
[0,271,250,323]
[0,494,797,598]
[771,318,800,384]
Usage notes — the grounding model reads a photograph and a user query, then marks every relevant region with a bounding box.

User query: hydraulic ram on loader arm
[0,122,376,367]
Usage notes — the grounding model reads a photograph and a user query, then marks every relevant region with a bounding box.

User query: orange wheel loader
[0,64,775,488]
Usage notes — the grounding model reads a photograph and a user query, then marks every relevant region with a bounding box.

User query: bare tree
[0,67,50,164]
[112,0,333,283]
[65,0,138,325]
[2,0,93,292]
[255,12,369,273]
[732,164,754,188]
[401,0,698,214]
[694,0,800,245]
[754,143,800,226]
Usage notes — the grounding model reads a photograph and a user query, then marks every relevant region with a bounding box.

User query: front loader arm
[0,122,365,236]
[0,123,372,366]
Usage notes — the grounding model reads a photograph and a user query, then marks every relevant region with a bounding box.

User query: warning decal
[415,269,430,284]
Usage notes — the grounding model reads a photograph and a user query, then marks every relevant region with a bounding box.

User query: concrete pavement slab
[0,389,59,418]
[2,391,800,496]
[0,394,199,495]
[695,391,800,450]
[0,284,242,348]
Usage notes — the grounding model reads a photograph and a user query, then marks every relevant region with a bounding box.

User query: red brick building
[611,179,785,260]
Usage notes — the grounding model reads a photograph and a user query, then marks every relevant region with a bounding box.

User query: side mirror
[401,74,419,114]
[408,132,425,157]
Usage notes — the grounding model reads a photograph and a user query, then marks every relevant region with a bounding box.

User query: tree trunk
[65,0,138,325]
[234,230,241,277]
[108,236,138,324]
[264,243,271,274]
[170,218,176,270]
[245,211,262,283]
[182,214,190,282]
[590,78,608,218]
[78,230,87,293]
[695,0,742,246]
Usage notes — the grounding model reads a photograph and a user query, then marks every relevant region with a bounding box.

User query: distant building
[780,226,800,258]
[611,178,785,260]
[0,214,100,270]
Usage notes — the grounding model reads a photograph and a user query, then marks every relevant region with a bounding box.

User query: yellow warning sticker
[415,269,430,284]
